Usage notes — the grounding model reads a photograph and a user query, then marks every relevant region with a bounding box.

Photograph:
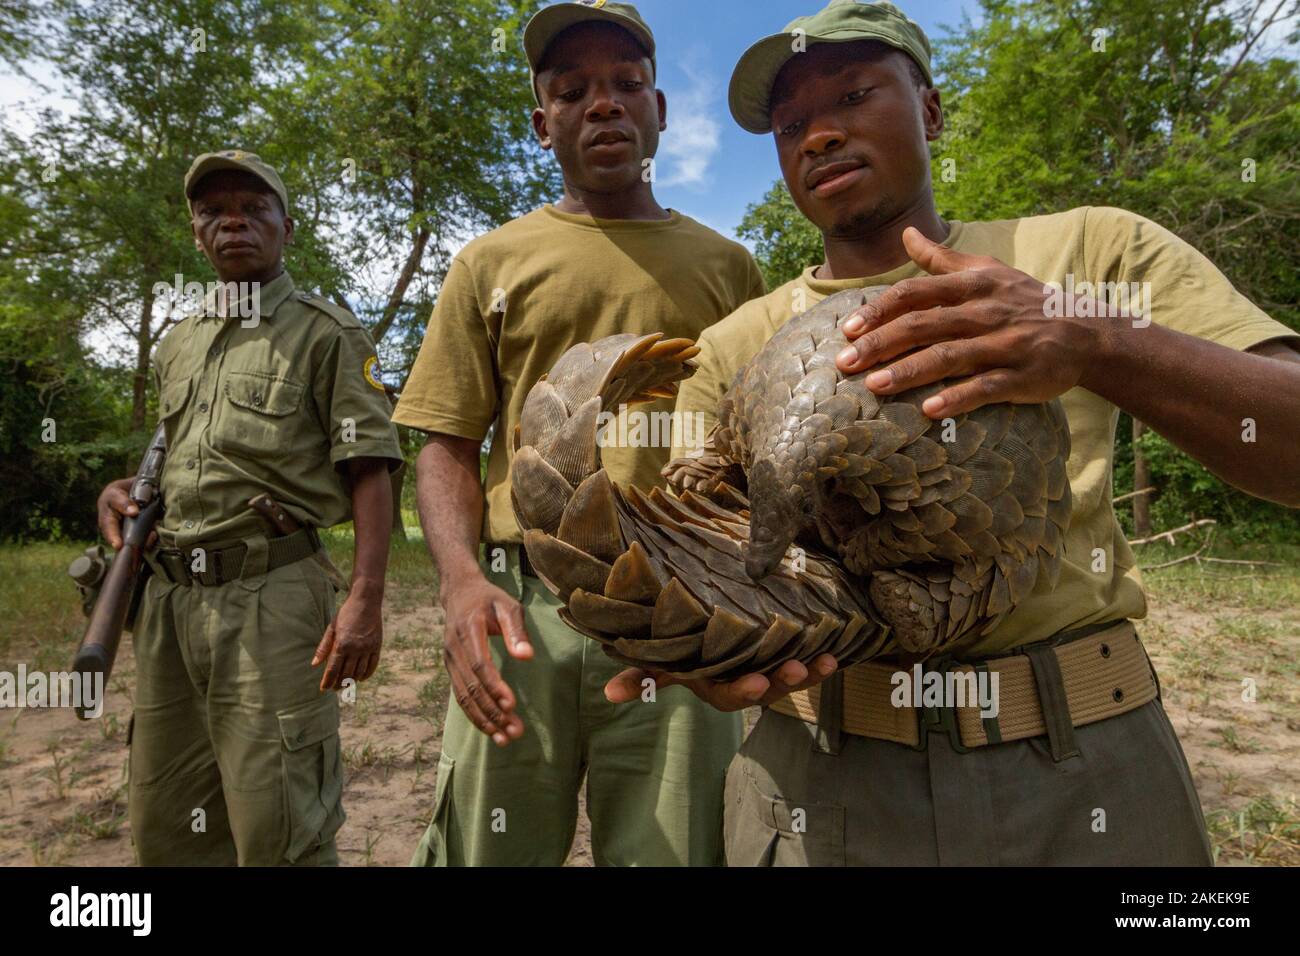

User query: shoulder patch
[294,290,362,329]
[363,355,387,392]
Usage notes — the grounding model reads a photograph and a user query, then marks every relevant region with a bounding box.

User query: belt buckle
[911,655,973,754]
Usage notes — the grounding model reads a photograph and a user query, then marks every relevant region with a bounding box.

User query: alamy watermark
[0,666,104,719]
[152,273,262,327]
[49,886,151,936]
[891,662,1000,719]
[1043,275,1151,328]
[596,405,708,450]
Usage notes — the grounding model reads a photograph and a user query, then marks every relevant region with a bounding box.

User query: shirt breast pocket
[158,378,192,446]
[215,370,307,456]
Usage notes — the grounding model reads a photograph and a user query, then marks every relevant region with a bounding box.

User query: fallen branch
[1129,518,1217,547]
[1134,517,1221,571]
[1199,556,1287,568]
[1112,486,1156,505]
[1140,527,1217,570]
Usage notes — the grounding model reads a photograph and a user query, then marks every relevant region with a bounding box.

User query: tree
[4,0,326,430]
[0,152,136,539]
[283,0,560,369]
[0,0,33,65]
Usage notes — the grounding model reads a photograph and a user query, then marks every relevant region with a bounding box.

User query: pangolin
[510,287,1072,680]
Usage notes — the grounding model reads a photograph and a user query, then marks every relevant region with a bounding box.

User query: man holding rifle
[96,150,402,866]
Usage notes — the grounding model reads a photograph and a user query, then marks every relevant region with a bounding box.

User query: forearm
[346,458,394,598]
[415,434,488,598]
[1081,321,1300,506]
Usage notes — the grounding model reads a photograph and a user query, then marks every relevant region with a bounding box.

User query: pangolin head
[744,457,813,580]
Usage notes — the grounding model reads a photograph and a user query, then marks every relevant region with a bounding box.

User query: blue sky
[635,0,978,241]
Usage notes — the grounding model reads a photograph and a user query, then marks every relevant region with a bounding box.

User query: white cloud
[658,60,721,189]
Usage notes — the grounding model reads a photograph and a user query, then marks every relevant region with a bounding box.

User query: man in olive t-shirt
[392,3,764,866]
[603,1,1300,865]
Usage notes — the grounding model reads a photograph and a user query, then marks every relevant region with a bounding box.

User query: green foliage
[0,0,32,64]
[0,329,140,541]
[281,0,559,373]
[1137,427,1300,544]
[934,0,1300,332]
[737,181,823,290]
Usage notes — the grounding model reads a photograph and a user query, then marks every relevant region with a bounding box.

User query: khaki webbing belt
[150,527,320,586]
[768,621,1156,751]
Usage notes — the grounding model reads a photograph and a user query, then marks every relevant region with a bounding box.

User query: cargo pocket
[725,763,845,867]
[277,696,345,863]
[413,754,455,867]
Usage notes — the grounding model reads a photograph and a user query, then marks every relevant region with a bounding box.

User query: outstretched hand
[313,590,383,692]
[439,575,533,746]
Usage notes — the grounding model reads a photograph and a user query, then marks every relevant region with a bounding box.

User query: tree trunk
[1132,418,1151,537]
[130,294,153,430]
[370,227,430,344]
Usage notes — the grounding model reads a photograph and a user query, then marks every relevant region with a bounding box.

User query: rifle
[69,423,167,717]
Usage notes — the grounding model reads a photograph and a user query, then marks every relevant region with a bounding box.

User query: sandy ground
[1,592,1296,866]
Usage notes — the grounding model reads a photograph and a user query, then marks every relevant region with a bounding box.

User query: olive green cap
[524,1,656,106]
[729,0,933,134]
[184,149,289,214]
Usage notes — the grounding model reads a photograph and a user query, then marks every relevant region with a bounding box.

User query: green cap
[729,0,932,134]
[184,149,289,214]
[524,1,656,106]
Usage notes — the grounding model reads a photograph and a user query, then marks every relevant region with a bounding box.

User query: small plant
[72,791,128,840]
[1215,725,1260,754]
[98,713,120,742]
[42,742,68,800]
[362,828,382,866]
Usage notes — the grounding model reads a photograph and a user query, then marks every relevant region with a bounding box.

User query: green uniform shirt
[152,270,403,550]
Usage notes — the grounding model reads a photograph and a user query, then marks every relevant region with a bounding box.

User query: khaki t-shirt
[393,204,766,544]
[153,270,404,550]
[672,206,1299,656]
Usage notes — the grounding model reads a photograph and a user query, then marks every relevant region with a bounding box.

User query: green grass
[1134,539,1300,612]
[0,529,439,672]
[1206,796,1300,865]
[320,515,440,610]
[0,541,87,672]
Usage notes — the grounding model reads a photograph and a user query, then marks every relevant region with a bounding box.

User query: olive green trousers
[129,549,344,866]
[725,694,1214,866]
[411,550,743,866]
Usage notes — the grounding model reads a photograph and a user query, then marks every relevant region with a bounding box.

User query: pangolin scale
[509,287,1072,679]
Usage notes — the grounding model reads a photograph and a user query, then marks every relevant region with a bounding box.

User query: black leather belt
[151,527,321,586]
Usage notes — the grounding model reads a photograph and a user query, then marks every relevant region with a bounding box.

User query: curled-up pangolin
[510,287,1072,680]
